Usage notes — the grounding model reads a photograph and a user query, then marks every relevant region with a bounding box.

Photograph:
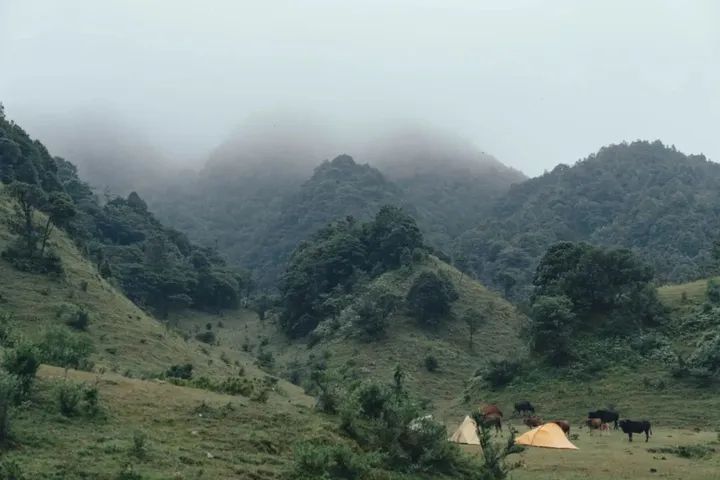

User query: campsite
[448,415,720,480]
[2,2,719,478]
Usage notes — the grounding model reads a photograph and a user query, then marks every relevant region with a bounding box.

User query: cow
[619,420,652,442]
[524,415,543,428]
[481,404,503,418]
[588,410,619,430]
[586,418,603,429]
[514,401,535,416]
[481,413,503,433]
[552,420,571,436]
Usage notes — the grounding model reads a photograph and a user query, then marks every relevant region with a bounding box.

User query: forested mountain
[149,130,525,287]
[457,140,720,299]
[364,127,526,249]
[0,107,249,316]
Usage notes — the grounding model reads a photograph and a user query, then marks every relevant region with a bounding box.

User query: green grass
[5,365,331,479]
[456,420,720,480]
[658,277,717,310]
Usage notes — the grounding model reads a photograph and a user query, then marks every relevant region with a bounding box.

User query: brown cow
[524,415,543,428]
[481,413,503,433]
[586,418,602,429]
[481,404,503,417]
[552,420,570,436]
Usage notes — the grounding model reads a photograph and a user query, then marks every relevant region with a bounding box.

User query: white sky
[1,0,718,176]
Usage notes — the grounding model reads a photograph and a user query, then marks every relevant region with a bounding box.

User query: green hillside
[174,255,525,419]
[458,140,720,299]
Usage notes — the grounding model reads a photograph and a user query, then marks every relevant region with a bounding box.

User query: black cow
[588,410,619,430]
[514,401,535,416]
[619,420,652,442]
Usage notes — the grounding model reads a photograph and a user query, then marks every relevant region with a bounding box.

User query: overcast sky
[1,0,718,176]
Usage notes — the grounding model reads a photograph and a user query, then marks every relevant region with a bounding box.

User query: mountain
[458,140,720,299]
[149,128,525,288]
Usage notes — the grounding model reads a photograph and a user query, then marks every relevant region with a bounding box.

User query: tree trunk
[39,217,53,258]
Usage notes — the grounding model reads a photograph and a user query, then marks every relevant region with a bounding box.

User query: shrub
[483,359,522,388]
[194,331,216,345]
[708,280,720,304]
[406,271,458,326]
[165,363,193,380]
[38,326,93,370]
[424,355,439,372]
[115,463,142,480]
[290,443,379,480]
[131,430,147,459]
[2,342,39,400]
[65,308,90,331]
[0,459,24,480]
[0,374,20,445]
[83,385,100,417]
[256,350,275,369]
[56,381,82,416]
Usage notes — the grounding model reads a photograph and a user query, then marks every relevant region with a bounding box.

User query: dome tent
[515,423,578,449]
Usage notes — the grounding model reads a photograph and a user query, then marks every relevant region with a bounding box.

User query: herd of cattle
[477,401,653,442]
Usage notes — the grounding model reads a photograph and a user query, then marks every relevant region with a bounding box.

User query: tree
[39,192,76,257]
[5,181,46,255]
[406,271,458,326]
[366,206,423,270]
[529,295,575,365]
[462,309,480,350]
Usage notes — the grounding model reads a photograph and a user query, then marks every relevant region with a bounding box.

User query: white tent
[448,416,480,445]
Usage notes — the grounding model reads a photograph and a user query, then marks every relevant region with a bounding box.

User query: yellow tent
[448,416,480,445]
[515,423,578,450]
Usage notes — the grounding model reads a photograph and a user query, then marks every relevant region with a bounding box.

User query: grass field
[454,418,720,480]
[6,365,327,479]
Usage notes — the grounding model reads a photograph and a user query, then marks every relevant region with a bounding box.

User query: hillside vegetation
[457,140,720,299]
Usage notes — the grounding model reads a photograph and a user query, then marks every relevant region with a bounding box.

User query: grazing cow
[481,404,503,418]
[481,413,503,433]
[514,401,535,416]
[588,410,619,430]
[524,415,543,428]
[619,420,652,442]
[552,420,571,436]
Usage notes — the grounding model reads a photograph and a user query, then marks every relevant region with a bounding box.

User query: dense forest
[457,141,720,299]
[0,105,250,316]
[149,142,524,288]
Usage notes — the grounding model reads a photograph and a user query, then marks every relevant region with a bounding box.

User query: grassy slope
[174,257,526,420]
[464,277,720,430]
[9,365,327,479]
[0,188,296,385]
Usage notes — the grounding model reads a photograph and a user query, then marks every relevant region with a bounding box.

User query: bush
[194,331,216,345]
[65,308,90,331]
[424,355,439,372]
[256,350,275,369]
[708,280,720,304]
[83,385,100,417]
[38,326,93,370]
[290,443,379,480]
[115,463,142,480]
[483,359,522,388]
[0,373,20,445]
[56,381,82,416]
[0,459,24,480]
[131,430,147,459]
[2,342,39,400]
[406,271,459,326]
[165,363,193,380]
